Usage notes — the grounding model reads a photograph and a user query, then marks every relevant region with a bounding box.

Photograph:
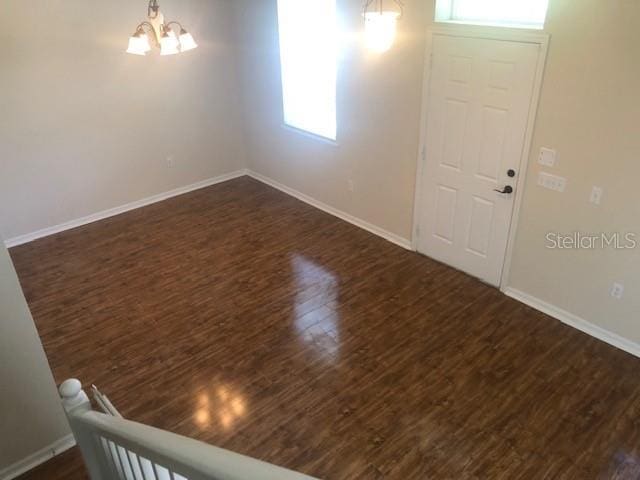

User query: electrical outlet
[348,179,355,192]
[537,172,566,192]
[590,186,603,205]
[610,282,624,300]
[166,155,175,168]
[538,147,556,167]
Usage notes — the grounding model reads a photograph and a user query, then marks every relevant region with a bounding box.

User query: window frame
[434,0,549,30]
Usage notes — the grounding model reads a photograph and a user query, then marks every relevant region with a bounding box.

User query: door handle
[494,185,513,194]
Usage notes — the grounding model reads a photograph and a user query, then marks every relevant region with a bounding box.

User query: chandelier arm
[134,22,160,47]
[164,21,185,32]
[136,21,154,32]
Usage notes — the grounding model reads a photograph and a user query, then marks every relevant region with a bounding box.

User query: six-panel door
[417,34,539,286]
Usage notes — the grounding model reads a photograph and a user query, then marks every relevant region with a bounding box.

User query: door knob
[494,185,513,194]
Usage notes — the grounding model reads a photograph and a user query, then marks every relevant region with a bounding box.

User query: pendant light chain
[148,0,160,19]
[363,0,404,18]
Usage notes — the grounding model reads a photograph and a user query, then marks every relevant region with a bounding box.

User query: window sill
[281,124,339,147]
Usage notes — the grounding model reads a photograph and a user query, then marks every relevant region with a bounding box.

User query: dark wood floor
[11,176,640,479]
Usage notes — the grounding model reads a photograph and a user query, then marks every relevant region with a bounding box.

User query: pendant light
[362,0,403,53]
[126,0,198,56]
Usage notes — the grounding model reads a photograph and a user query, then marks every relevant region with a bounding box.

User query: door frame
[411,24,550,290]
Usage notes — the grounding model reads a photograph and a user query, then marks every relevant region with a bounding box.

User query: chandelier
[126,0,198,56]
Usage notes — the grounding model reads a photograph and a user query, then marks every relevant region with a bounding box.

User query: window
[435,0,549,29]
[277,0,337,141]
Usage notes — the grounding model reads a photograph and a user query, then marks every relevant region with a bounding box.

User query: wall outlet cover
[590,186,603,205]
[610,282,624,300]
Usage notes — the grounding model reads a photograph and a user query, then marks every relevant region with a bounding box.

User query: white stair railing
[59,379,318,480]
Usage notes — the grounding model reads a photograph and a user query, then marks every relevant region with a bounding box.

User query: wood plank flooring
[11,176,640,479]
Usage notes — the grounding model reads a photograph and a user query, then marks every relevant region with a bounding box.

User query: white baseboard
[504,287,640,358]
[4,170,247,248]
[0,434,75,480]
[246,170,412,250]
[5,168,412,252]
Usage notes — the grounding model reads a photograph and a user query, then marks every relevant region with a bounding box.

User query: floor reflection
[291,253,340,362]
[193,384,246,431]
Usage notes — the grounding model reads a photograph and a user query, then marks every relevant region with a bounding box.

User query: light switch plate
[538,147,556,167]
[538,172,566,192]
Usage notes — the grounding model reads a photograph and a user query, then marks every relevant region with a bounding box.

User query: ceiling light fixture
[126,0,197,56]
[362,0,403,53]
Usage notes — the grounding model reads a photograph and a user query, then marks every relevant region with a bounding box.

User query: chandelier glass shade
[127,0,197,56]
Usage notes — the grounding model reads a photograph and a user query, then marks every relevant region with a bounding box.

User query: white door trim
[411,24,550,291]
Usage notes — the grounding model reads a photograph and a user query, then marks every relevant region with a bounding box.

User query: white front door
[416,34,540,286]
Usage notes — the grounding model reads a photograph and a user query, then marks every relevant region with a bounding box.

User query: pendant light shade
[178,29,198,52]
[362,0,403,53]
[364,11,400,53]
[160,30,179,55]
[139,33,152,53]
[126,35,147,55]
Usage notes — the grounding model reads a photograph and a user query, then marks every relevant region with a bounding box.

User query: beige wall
[235,1,640,345]
[508,0,640,344]
[235,0,429,239]
[0,242,70,472]
[0,0,246,241]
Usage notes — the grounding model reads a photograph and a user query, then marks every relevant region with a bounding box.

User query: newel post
[58,379,105,480]
[59,378,91,414]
